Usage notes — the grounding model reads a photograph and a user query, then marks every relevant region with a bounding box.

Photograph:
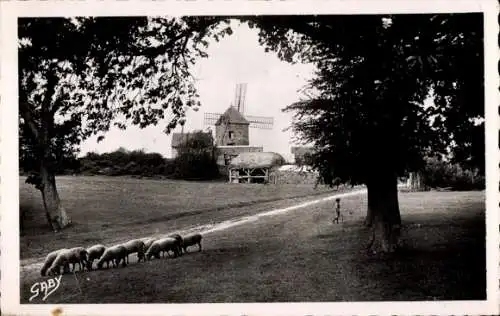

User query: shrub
[421,157,485,191]
[172,151,219,180]
[77,148,169,178]
[172,130,219,180]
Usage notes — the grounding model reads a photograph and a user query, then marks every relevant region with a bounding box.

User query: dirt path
[20,190,485,303]
[20,189,367,273]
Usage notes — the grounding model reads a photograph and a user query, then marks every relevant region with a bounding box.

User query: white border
[1,1,499,315]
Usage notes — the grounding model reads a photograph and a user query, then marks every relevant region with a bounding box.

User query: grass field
[20,176,341,261]
[19,176,485,303]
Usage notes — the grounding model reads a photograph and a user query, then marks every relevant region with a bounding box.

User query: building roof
[215,106,249,126]
[171,132,211,148]
[229,152,285,169]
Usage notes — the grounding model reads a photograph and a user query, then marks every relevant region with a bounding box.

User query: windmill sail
[233,84,241,111]
[204,112,273,130]
[204,83,273,130]
[245,114,274,129]
[235,83,247,113]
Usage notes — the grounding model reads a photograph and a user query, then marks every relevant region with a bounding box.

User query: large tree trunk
[364,187,374,227]
[366,171,402,254]
[39,164,71,232]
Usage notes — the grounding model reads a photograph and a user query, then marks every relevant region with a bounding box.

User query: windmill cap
[215,106,249,125]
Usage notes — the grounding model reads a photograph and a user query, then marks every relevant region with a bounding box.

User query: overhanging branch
[135,19,221,57]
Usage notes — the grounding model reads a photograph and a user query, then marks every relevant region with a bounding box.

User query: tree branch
[19,101,40,141]
[43,66,60,115]
[134,19,221,57]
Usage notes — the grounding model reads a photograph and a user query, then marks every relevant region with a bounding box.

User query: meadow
[19,176,485,303]
[20,176,340,261]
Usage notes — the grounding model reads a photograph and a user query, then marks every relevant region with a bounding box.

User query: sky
[79,20,316,162]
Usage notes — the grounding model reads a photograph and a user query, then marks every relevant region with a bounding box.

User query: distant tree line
[21,143,483,191]
[418,156,484,191]
[20,131,222,181]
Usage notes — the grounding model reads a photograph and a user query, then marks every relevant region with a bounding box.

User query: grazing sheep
[145,237,178,260]
[96,245,128,269]
[182,233,203,253]
[86,244,106,271]
[143,238,157,252]
[40,249,68,277]
[121,239,147,264]
[168,234,184,256]
[47,247,89,276]
[69,247,90,271]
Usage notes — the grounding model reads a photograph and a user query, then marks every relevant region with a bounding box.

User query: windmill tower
[204,83,274,147]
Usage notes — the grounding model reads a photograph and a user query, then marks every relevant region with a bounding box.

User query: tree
[20,14,483,250]
[247,14,483,253]
[18,16,229,231]
[173,130,219,180]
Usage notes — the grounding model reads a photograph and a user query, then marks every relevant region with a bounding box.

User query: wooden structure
[229,166,271,184]
[228,152,285,184]
[203,83,275,180]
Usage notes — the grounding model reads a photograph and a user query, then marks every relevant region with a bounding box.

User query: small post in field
[333,198,343,224]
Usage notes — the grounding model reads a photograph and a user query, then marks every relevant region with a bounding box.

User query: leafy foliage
[78,131,220,180]
[18,16,229,182]
[173,130,220,180]
[421,156,485,191]
[247,14,483,185]
[79,148,171,177]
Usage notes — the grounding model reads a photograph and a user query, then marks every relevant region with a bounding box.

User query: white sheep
[143,238,157,252]
[69,247,90,271]
[47,247,89,276]
[182,233,203,253]
[145,237,178,260]
[120,239,147,264]
[96,245,128,269]
[168,234,184,256]
[86,244,106,271]
[40,248,68,277]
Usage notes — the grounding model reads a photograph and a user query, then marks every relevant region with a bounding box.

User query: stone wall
[216,122,249,146]
[269,169,319,185]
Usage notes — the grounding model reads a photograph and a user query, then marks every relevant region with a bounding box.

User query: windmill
[204,83,274,131]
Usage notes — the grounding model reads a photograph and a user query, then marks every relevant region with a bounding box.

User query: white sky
[79,20,316,161]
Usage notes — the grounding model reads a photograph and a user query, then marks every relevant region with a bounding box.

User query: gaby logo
[29,275,62,302]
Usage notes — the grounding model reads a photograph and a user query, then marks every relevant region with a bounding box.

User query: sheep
[40,248,68,277]
[168,234,184,256]
[182,233,203,253]
[96,245,128,269]
[69,247,90,271]
[47,247,89,276]
[143,238,157,252]
[86,244,106,271]
[145,237,178,261]
[120,239,147,264]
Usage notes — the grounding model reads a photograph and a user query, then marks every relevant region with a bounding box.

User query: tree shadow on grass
[351,243,486,301]
[313,213,485,301]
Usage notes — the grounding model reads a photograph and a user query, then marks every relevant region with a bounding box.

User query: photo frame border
[1,1,499,315]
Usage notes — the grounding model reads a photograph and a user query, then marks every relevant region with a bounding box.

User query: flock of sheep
[40,232,203,277]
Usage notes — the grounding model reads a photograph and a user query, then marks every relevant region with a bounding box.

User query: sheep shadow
[191,246,252,260]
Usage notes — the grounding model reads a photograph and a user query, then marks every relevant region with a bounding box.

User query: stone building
[214,106,263,166]
[215,106,250,146]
